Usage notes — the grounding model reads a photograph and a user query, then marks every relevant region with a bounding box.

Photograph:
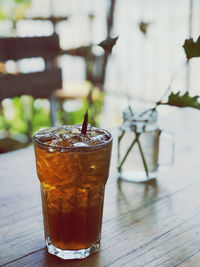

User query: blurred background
[0,0,199,152]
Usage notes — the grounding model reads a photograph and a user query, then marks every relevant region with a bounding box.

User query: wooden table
[1,107,200,267]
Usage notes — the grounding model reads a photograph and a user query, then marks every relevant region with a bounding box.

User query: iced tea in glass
[33,124,112,260]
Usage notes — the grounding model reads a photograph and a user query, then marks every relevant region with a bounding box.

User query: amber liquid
[34,139,112,251]
[48,208,103,250]
[41,185,105,250]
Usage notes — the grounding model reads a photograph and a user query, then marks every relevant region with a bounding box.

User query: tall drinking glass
[33,124,112,260]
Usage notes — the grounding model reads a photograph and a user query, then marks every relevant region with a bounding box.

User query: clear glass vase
[118,107,174,183]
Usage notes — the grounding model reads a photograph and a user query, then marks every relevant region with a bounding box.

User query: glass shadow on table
[116,177,159,227]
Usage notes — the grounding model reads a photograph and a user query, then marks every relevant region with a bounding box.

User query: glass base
[46,237,100,260]
[118,170,157,183]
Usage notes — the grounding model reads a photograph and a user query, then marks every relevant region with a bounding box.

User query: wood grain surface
[0,107,200,267]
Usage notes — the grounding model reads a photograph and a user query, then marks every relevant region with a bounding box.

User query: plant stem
[136,133,149,178]
[156,85,171,106]
[118,131,149,179]
[128,105,134,116]
[118,134,138,172]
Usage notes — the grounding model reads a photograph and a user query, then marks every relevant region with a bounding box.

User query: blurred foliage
[57,84,104,127]
[0,1,111,151]
[0,84,104,146]
[0,96,51,143]
[0,0,31,22]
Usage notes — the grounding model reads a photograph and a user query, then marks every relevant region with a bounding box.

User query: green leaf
[98,36,118,53]
[183,36,200,60]
[164,91,200,110]
[14,0,30,4]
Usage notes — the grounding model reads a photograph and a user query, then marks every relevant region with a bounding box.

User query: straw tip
[81,110,88,135]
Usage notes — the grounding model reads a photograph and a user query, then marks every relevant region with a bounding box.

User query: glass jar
[117,107,174,182]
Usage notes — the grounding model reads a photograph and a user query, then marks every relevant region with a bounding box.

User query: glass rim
[33,126,113,152]
[123,107,158,124]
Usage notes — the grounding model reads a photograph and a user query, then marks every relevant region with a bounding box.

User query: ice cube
[73,142,89,147]
[90,134,105,142]
[61,133,70,140]
[86,123,92,132]
[49,139,62,147]
[63,125,73,132]
[71,127,81,134]
[52,126,68,136]
[64,134,85,144]
[88,134,107,145]
[88,128,104,137]
[35,133,53,143]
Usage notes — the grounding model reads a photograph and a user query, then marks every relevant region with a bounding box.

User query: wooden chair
[0,33,62,152]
